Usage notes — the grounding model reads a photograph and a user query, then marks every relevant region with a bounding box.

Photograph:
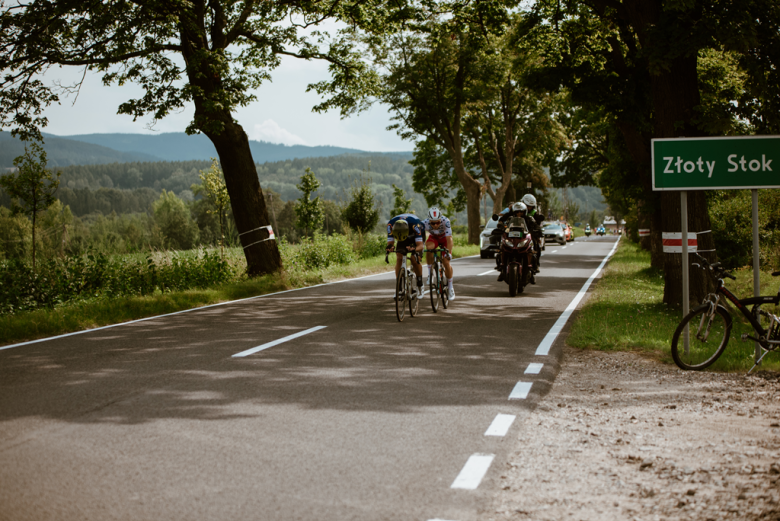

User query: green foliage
[0,206,31,260]
[278,233,356,272]
[152,190,199,250]
[193,159,231,254]
[0,141,60,268]
[390,183,412,216]
[708,190,780,269]
[294,168,325,237]
[0,249,233,315]
[343,175,380,234]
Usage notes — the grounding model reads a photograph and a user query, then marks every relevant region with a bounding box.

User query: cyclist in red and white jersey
[423,207,455,301]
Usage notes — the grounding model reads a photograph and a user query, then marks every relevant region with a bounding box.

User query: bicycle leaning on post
[671,252,780,372]
[425,245,449,312]
[385,248,420,322]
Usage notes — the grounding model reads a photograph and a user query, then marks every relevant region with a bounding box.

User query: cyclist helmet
[392,219,410,242]
[521,194,537,210]
[511,202,528,216]
[427,207,443,222]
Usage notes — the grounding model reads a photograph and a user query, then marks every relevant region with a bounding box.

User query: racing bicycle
[425,246,450,312]
[385,248,421,322]
[671,252,780,372]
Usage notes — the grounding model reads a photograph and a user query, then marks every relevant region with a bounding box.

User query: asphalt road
[0,236,619,521]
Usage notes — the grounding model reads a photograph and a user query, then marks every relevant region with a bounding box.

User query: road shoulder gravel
[480,347,780,521]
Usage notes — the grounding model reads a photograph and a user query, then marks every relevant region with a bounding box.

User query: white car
[543,222,567,245]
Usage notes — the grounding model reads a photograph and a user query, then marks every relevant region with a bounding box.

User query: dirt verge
[481,347,780,521]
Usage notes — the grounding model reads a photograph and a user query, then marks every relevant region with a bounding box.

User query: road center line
[524,363,544,374]
[451,453,495,489]
[232,326,326,358]
[509,381,533,399]
[535,238,621,356]
[477,269,495,276]
[485,414,516,436]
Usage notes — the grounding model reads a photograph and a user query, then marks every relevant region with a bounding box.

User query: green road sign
[652,136,780,190]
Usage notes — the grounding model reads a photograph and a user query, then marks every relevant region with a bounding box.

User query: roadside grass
[0,241,479,346]
[568,239,780,372]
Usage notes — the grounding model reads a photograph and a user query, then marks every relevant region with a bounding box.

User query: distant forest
[0,155,430,224]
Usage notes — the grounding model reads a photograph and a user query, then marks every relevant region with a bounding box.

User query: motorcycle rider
[520,194,545,274]
[495,201,529,282]
[585,224,592,236]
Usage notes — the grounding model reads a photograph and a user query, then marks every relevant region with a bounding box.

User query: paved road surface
[0,236,619,521]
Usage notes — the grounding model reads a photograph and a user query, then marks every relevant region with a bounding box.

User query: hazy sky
[40,56,411,153]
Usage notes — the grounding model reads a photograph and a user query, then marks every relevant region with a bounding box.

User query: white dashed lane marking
[484,414,516,437]
[232,326,327,358]
[524,363,544,374]
[450,454,495,490]
[477,269,495,276]
[509,381,533,400]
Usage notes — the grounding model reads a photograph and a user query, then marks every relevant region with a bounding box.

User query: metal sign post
[681,191,689,355]
[652,135,780,364]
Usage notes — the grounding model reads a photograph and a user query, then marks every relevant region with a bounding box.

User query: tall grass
[568,239,780,372]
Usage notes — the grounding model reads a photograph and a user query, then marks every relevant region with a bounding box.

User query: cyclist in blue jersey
[386,213,426,299]
[423,207,455,301]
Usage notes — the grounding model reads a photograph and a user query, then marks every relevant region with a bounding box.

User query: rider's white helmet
[511,202,528,215]
[521,194,537,208]
[427,207,442,222]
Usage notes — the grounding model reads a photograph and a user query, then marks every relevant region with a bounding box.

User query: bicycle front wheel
[395,271,406,322]
[429,263,440,313]
[671,304,732,370]
[439,264,448,309]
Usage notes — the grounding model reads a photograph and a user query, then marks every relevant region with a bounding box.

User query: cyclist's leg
[425,238,436,281]
[394,252,404,279]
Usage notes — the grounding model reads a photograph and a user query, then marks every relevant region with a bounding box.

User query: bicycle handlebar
[692,252,736,280]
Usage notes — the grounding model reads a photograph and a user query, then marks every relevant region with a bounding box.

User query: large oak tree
[0,0,404,275]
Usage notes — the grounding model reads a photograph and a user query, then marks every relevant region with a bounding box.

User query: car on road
[479,217,499,258]
[543,222,567,245]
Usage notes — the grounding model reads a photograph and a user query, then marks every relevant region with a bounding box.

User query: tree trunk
[204,120,282,276]
[652,54,715,305]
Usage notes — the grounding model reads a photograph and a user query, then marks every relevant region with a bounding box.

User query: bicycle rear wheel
[395,271,406,322]
[671,304,732,370]
[429,262,440,312]
[409,272,420,317]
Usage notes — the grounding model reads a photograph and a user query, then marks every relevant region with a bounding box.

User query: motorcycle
[585,226,592,237]
[491,215,535,297]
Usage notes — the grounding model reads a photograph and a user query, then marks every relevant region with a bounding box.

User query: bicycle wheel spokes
[395,272,406,322]
[671,305,732,370]
[429,262,440,312]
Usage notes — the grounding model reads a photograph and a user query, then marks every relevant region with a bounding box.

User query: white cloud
[249,119,307,146]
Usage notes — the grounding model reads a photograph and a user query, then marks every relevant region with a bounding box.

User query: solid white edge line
[477,269,495,276]
[451,453,495,489]
[232,326,327,358]
[0,255,483,352]
[509,381,533,400]
[535,237,621,356]
[524,362,544,374]
[485,414,516,437]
